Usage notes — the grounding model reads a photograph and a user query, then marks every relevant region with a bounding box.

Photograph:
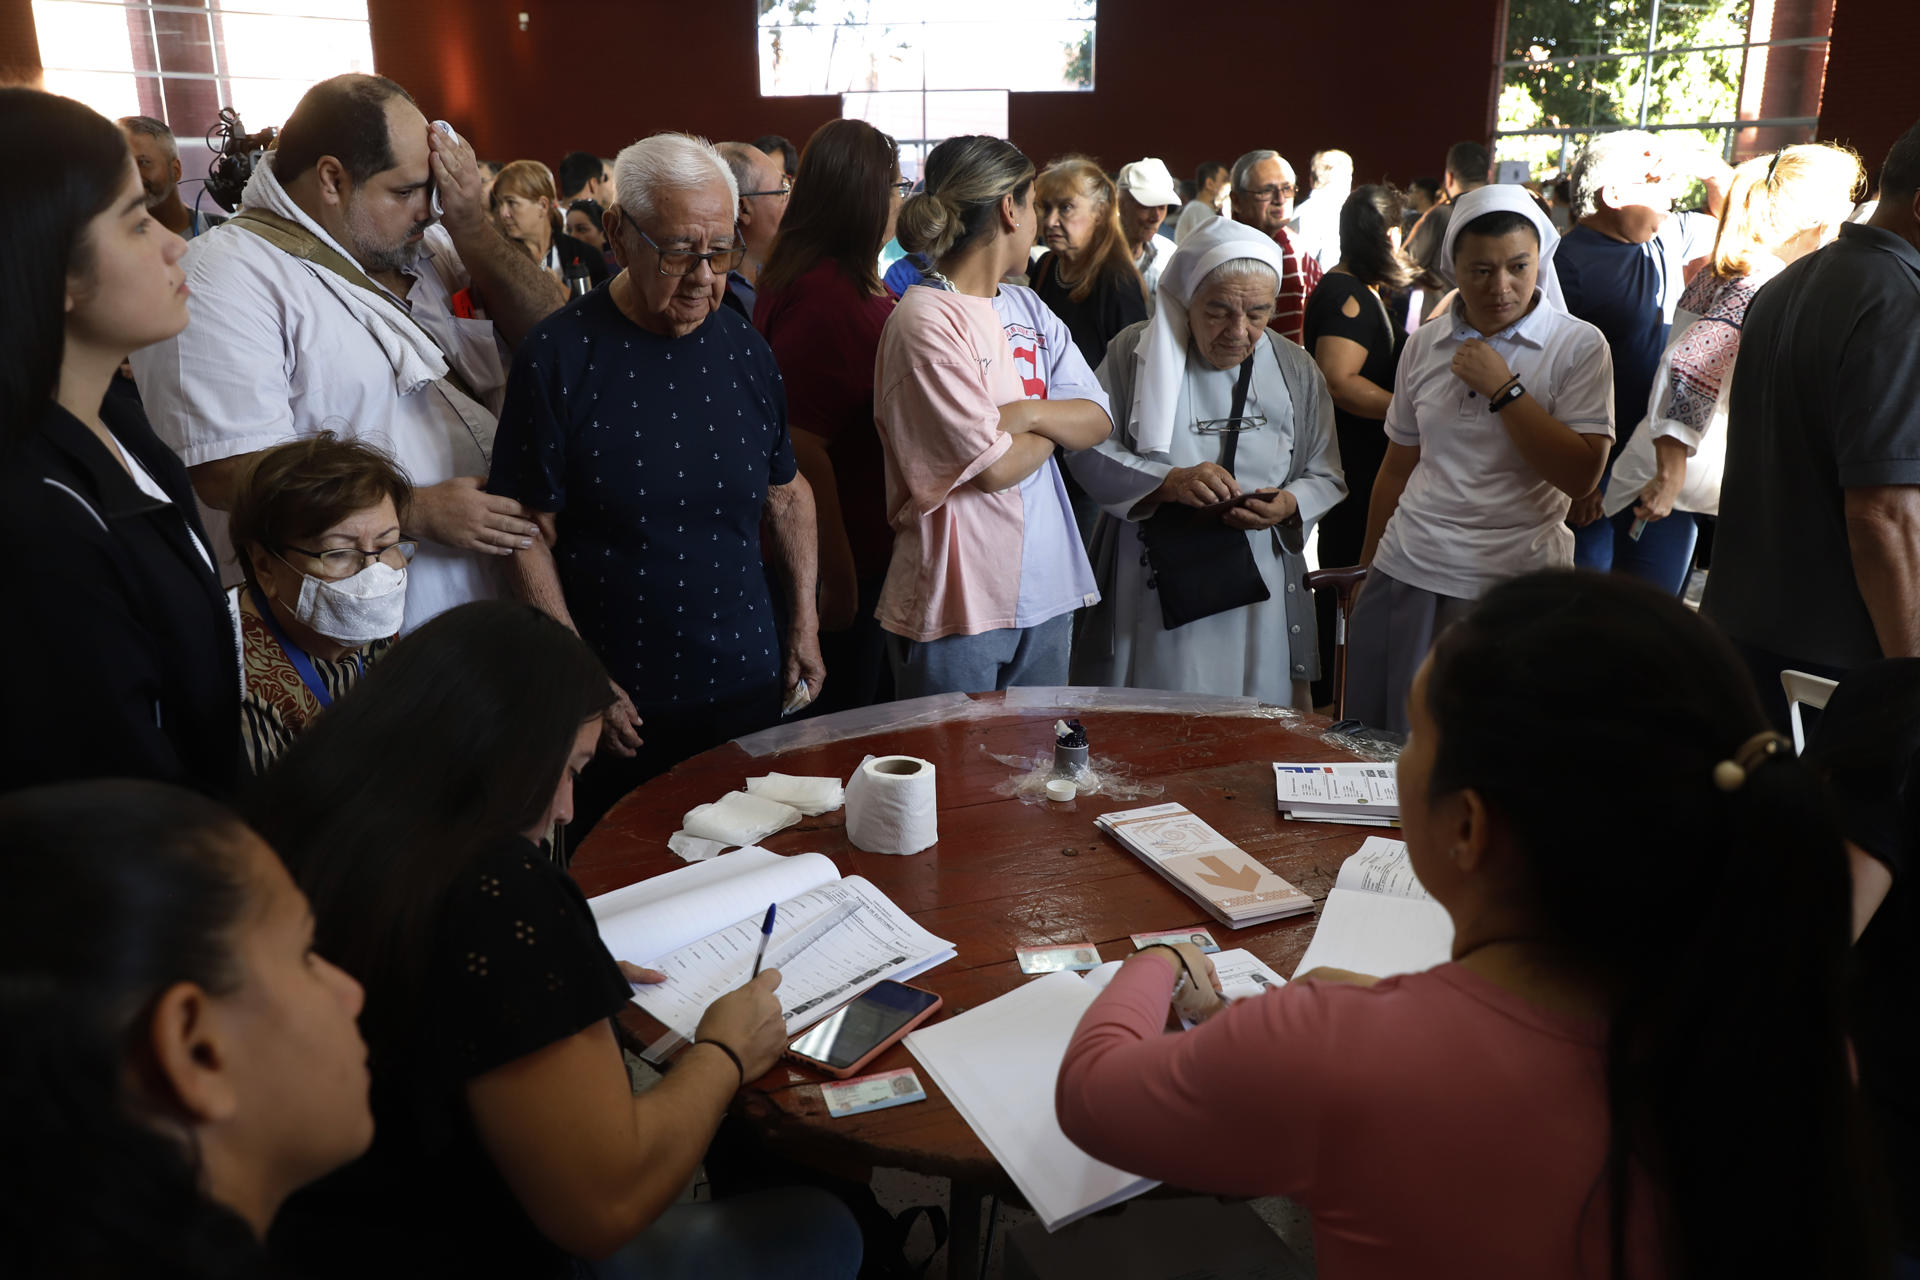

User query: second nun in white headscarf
[1064,217,1347,708]
[1341,184,1617,733]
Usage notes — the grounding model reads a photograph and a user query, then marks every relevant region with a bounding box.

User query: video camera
[203,107,278,212]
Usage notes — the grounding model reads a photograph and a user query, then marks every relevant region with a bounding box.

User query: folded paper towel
[845,754,938,855]
[745,772,846,816]
[666,790,804,864]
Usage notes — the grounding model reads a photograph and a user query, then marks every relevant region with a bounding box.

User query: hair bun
[894,190,958,260]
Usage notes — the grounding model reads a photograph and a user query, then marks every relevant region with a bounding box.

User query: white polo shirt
[131,220,509,633]
[1371,295,1615,599]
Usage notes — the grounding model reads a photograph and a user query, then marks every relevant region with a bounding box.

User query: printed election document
[1097,803,1312,926]
[586,848,955,1040]
[1273,762,1400,822]
[905,970,1158,1232]
[1292,837,1454,979]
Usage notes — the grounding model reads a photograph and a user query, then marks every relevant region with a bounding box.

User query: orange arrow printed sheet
[1096,803,1313,928]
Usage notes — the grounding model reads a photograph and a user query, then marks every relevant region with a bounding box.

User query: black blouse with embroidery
[270,836,632,1278]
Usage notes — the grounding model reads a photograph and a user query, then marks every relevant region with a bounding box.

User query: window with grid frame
[1494,0,1834,182]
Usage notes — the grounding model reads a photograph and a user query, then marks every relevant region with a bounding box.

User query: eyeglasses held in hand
[633,223,749,277]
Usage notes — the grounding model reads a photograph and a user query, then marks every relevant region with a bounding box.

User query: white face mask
[293,561,408,646]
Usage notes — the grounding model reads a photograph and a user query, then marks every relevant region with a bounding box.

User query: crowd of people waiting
[3,63,1919,1279]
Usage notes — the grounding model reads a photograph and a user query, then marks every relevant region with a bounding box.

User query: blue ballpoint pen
[752,903,777,976]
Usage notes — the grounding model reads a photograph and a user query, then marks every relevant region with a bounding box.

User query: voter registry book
[1096,802,1313,928]
[1292,837,1454,979]
[1273,761,1400,827]
[586,847,955,1043]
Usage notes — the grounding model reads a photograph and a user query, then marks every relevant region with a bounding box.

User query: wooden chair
[1305,565,1368,720]
[1781,669,1839,755]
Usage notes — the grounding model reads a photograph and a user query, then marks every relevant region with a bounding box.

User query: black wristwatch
[1488,380,1525,413]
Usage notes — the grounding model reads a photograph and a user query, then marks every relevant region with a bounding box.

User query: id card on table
[1130,929,1221,954]
[1017,943,1103,974]
[821,1067,928,1118]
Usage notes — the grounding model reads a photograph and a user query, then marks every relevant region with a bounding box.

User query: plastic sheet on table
[1000,686,1306,721]
[734,693,981,757]
[982,744,1167,807]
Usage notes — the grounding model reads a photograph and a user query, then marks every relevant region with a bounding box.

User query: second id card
[1017,943,1104,974]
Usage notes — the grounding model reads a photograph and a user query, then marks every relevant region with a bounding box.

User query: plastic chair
[1781,669,1839,755]
[1305,565,1368,720]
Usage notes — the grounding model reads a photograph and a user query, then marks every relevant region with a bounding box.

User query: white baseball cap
[1117,157,1179,207]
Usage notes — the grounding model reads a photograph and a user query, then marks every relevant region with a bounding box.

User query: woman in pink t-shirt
[1058,570,1879,1279]
[873,136,1113,697]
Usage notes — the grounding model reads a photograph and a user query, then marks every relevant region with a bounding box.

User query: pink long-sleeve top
[1056,958,1667,1279]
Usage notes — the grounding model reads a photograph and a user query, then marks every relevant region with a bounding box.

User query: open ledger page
[1293,838,1455,980]
[586,847,840,966]
[628,876,955,1040]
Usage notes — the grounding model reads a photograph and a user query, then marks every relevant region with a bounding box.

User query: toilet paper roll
[844,754,939,855]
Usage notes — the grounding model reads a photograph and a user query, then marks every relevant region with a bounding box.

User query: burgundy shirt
[755,260,897,581]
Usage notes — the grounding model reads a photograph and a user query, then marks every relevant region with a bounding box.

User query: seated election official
[250,601,860,1280]
[226,434,413,773]
[0,88,240,797]
[1057,570,1880,1279]
[0,780,372,1280]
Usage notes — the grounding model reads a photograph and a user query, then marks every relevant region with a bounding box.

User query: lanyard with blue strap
[248,586,360,710]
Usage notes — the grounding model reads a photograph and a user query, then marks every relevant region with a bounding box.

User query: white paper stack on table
[905,965,1158,1231]
[586,847,954,1048]
[1293,836,1454,979]
[1096,803,1313,928]
[1272,762,1400,827]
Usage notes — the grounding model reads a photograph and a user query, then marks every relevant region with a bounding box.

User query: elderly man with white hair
[1067,217,1347,707]
[1553,128,1730,570]
[1290,148,1354,272]
[1228,148,1322,347]
[489,131,824,840]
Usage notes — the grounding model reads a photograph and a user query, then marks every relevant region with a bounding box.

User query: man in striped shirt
[1229,149,1323,347]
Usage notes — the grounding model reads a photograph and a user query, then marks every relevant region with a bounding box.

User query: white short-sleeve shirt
[1371,296,1615,599]
[129,223,507,633]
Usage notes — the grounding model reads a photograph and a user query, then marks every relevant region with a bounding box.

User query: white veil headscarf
[1130,217,1286,457]
[1438,184,1568,313]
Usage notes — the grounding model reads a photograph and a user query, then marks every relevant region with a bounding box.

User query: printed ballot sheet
[1272,763,1399,809]
[627,876,955,1040]
[1293,837,1454,980]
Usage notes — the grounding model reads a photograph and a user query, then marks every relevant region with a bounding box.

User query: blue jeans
[1605,507,1699,596]
[579,1187,863,1280]
[887,611,1073,698]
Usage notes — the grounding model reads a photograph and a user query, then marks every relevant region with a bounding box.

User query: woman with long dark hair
[754,118,904,712]
[1059,570,1880,1278]
[251,600,860,1280]
[0,779,371,1279]
[1303,184,1410,703]
[0,88,241,794]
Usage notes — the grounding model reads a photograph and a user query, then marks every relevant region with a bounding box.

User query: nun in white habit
[1066,218,1347,709]
[1342,183,1617,733]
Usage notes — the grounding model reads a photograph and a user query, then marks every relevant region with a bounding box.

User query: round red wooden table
[571,688,1382,1273]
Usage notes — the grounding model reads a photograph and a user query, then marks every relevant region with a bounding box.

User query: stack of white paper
[1292,837,1454,979]
[1272,762,1401,827]
[905,971,1159,1231]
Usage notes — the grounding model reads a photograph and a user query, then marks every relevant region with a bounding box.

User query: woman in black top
[1030,155,1147,534]
[0,780,372,1280]
[1802,660,1920,1272]
[0,88,241,796]
[1031,155,1150,371]
[1303,185,1409,704]
[251,601,861,1280]
[492,158,610,287]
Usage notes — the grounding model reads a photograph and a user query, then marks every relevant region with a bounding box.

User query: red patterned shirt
[1270,225,1323,348]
